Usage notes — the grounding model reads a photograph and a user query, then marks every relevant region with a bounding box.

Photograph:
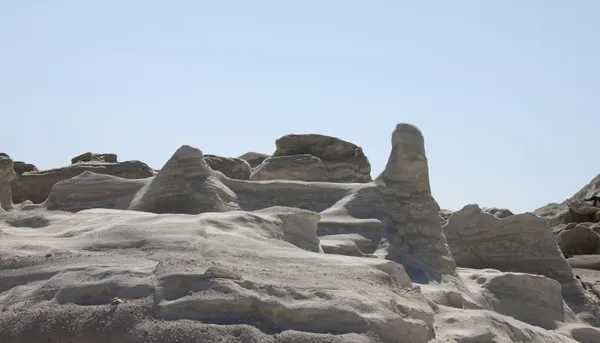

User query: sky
[1,1,599,214]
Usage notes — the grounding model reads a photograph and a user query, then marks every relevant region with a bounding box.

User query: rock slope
[1,124,600,343]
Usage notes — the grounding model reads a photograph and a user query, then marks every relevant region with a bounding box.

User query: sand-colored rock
[376,124,456,282]
[443,204,600,325]
[251,134,371,183]
[482,207,514,218]
[0,155,15,211]
[71,152,118,164]
[238,151,269,168]
[204,154,252,180]
[10,160,154,204]
[557,223,600,256]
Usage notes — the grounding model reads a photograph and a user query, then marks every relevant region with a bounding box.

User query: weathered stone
[0,155,15,210]
[129,146,239,214]
[12,161,37,175]
[238,152,269,168]
[10,160,154,204]
[71,152,118,164]
[568,200,600,217]
[252,134,371,183]
[204,154,252,180]
[443,204,600,325]
[557,223,600,256]
[250,155,329,182]
[376,124,456,282]
[482,207,514,219]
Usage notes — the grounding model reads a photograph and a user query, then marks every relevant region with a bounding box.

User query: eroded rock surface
[2,123,599,343]
[204,154,252,180]
[251,134,371,183]
[71,152,118,164]
[376,124,456,282]
[10,159,155,204]
[238,151,269,168]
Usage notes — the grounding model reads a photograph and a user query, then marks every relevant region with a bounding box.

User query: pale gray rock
[71,152,118,164]
[482,207,514,218]
[319,234,377,256]
[252,133,371,183]
[10,159,154,204]
[0,208,431,343]
[238,151,269,168]
[0,155,15,211]
[204,154,252,180]
[569,200,600,217]
[443,204,600,326]
[376,124,456,282]
[320,237,365,256]
[557,223,600,256]
[129,146,240,214]
[250,154,329,182]
[12,161,37,175]
[568,255,600,271]
[461,269,565,330]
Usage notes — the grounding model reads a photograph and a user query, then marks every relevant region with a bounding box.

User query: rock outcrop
[482,207,514,218]
[204,154,252,180]
[557,223,600,256]
[12,161,37,174]
[251,134,371,183]
[10,159,154,204]
[129,146,239,214]
[250,154,329,182]
[71,152,118,164]
[443,204,600,325]
[3,123,600,343]
[0,155,15,210]
[376,124,456,282]
[238,151,269,168]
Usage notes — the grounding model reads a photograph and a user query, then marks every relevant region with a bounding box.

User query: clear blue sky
[1,1,599,213]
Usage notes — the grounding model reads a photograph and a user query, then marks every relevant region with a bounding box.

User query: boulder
[376,124,456,282]
[204,154,252,180]
[12,161,37,175]
[252,134,371,183]
[568,200,600,218]
[482,207,514,219]
[10,160,154,204]
[250,155,329,182]
[443,204,572,279]
[460,269,565,330]
[568,255,600,271]
[129,146,239,214]
[556,223,600,256]
[237,152,269,168]
[71,152,118,164]
[0,155,15,210]
[443,204,600,325]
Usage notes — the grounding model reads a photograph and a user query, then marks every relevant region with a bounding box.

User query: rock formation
[443,204,600,325]
[2,124,600,343]
[10,157,155,204]
[204,154,252,180]
[0,154,15,210]
[71,152,118,164]
[250,134,371,183]
[376,124,456,283]
[482,206,514,218]
[238,151,269,168]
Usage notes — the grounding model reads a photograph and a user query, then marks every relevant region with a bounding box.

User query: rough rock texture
[0,208,430,343]
[251,134,371,183]
[12,161,37,175]
[2,123,600,343]
[376,124,456,282]
[557,223,600,256]
[0,155,15,210]
[569,255,600,271]
[71,152,118,164]
[443,204,600,325]
[460,269,565,330]
[250,155,328,182]
[482,207,514,218]
[238,151,269,168]
[204,154,252,180]
[129,146,239,214]
[10,159,155,204]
